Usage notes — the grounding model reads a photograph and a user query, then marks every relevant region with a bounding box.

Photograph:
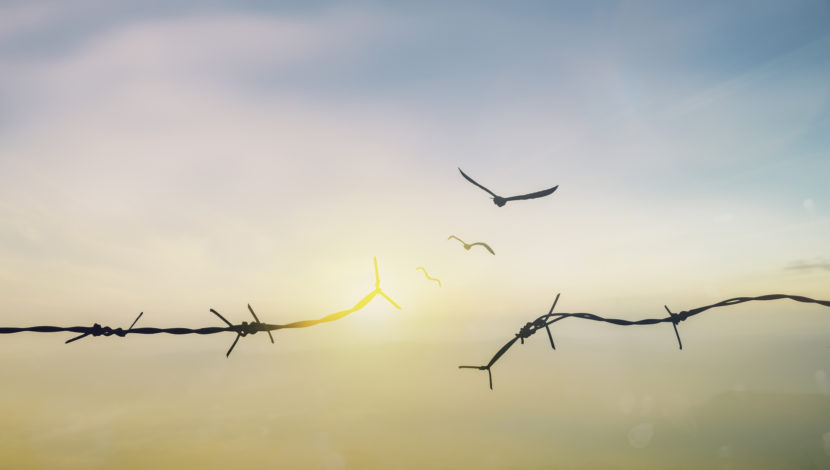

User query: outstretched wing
[448,235,466,245]
[504,185,558,202]
[470,242,495,255]
[458,168,498,198]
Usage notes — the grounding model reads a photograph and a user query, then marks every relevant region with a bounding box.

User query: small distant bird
[448,235,495,255]
[416,267,442,287]
[458,168,558,207]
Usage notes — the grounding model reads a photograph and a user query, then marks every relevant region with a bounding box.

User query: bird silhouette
[416,267,442,287]
[448,235,495,255]
[458,168,558,207]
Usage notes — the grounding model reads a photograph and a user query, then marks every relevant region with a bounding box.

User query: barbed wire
[0,257,401,357]
[459,293,830,390]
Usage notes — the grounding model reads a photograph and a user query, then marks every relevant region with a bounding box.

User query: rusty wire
[459,293,830,390]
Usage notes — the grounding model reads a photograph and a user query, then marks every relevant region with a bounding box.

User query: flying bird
[458,168,558,207]
[448,235,495,255]
[416,267,442,287]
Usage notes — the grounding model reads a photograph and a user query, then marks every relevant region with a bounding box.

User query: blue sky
[6,1,828,195]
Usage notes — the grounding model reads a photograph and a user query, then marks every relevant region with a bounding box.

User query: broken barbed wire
[0,257,401,357]
[459,293,830,390]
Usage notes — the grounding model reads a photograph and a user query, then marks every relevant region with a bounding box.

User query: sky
[1,1,829,468]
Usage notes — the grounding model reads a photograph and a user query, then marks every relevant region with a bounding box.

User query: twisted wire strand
[460,294,830,390]
[0,258,401,357]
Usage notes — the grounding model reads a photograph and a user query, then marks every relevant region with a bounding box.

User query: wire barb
[664,305,683,350]
[211,304,276,357]
[128,312,144,331]
[545,293,560,349]
[249,304,274,344]
[65,311,144,344]
[2,259,400,357]
[460,293,830,390]
[210,309,233,327]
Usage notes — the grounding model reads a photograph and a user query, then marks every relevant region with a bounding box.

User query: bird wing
[448,235,466,245]
[503,185,558,202]
[416,267,442,286]
[458,168,498,198]
[470,242,495,255]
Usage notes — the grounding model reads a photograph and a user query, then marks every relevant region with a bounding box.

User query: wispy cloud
[0,9,389,111]
[0,2,65,39]
[785,258,830,272]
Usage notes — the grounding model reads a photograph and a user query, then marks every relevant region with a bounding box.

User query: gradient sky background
[1,1,830,468]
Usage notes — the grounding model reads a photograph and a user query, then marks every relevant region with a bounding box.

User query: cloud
[0,2,65,39]
[58,12,369,71]
[785,258,830,272]
[0,8,390,117]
